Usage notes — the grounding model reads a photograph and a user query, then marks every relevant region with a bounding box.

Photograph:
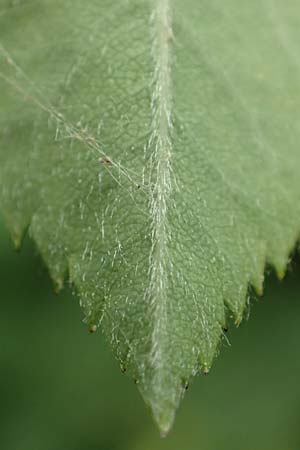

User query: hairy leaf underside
[1,0,300,434]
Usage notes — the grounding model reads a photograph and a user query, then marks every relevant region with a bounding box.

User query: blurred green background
[1,217,300,450]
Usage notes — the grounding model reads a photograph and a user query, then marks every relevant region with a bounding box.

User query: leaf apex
[150,402,176,438]
[138,369,182,436]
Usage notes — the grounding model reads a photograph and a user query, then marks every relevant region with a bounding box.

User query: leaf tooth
[53,277,64,294]
[11,233,22,251]
[254,283,264,297]
[88,324,97,333]
[276,268,286,281]
[2,214,27,251]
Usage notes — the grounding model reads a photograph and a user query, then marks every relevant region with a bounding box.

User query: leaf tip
[276,269,286,281]
[139,375,180,436]
[152,407,175,438]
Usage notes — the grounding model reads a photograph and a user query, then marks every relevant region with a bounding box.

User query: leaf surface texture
[1,0,300,433]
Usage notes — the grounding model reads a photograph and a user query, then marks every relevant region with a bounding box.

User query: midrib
[148,0,173,374]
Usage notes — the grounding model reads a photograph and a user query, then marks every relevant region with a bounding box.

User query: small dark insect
[222,326,229,333]
[89,324,97,333]
[99,155,113,165]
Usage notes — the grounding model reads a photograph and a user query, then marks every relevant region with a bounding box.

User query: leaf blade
[1,0,300,434]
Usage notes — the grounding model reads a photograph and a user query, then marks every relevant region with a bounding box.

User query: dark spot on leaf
[99,155,113,165]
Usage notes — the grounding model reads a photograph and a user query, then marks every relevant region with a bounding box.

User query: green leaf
[1,0,300,434]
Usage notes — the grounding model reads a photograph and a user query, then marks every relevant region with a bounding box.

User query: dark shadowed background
[0,218,300,450]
